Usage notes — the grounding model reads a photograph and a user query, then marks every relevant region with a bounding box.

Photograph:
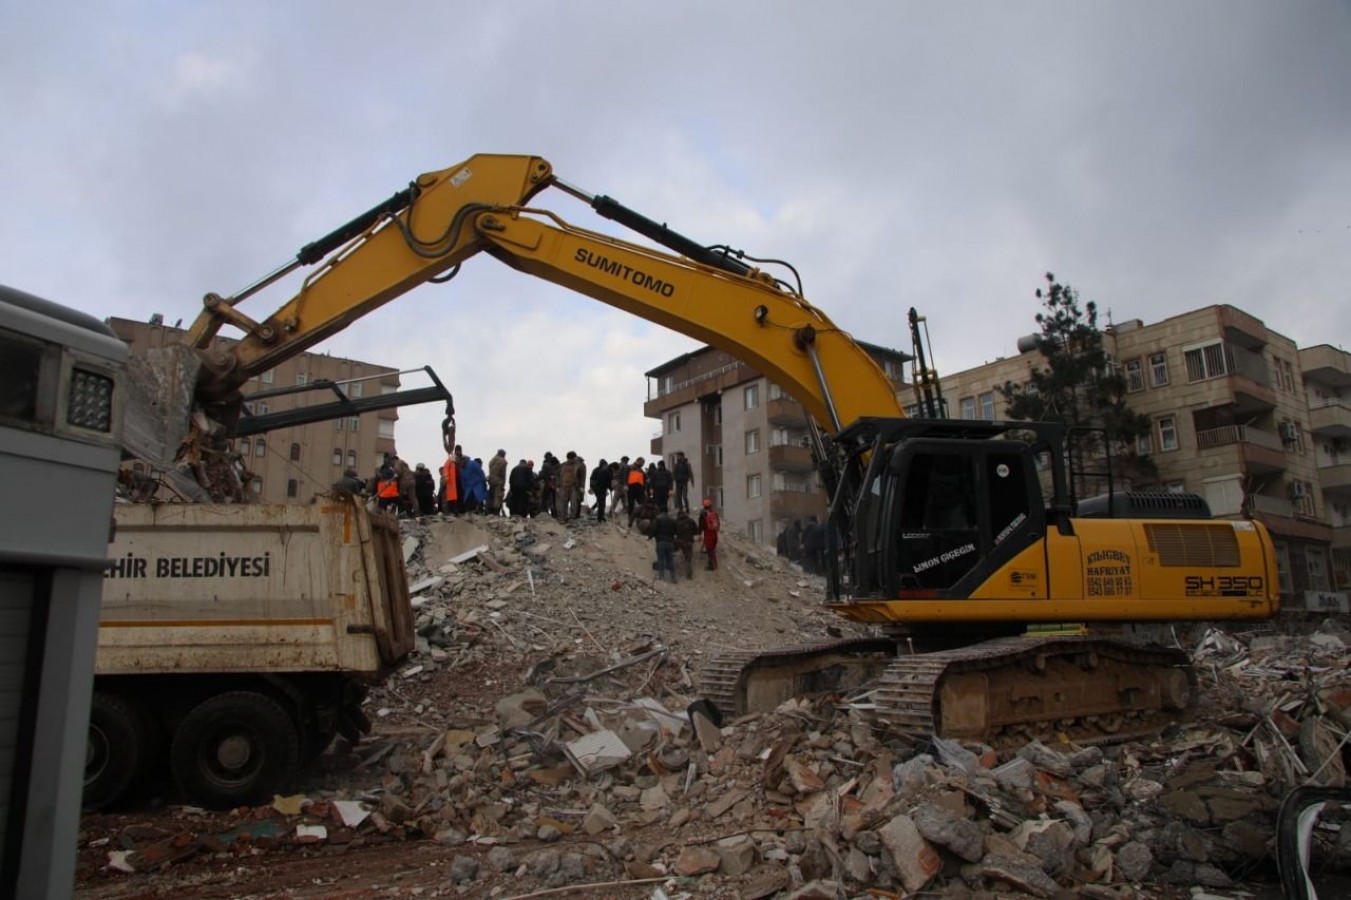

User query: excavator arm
[179,153,901,433]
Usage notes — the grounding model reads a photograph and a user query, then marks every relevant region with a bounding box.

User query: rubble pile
[76,514,1351,898]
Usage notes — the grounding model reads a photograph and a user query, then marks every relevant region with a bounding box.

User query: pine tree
[999,273,1156,492]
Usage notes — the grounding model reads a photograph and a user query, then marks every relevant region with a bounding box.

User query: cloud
[2,0,1347,468]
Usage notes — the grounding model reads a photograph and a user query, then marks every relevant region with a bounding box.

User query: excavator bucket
[121,343,201,470]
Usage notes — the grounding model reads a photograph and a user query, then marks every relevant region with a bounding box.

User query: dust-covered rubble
[76,513,1351,898]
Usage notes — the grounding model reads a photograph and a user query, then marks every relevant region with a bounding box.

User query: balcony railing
[650,361,744,400]
[768,443,815,472]
[1249,493,1295,518]
[1195,424,1283,452]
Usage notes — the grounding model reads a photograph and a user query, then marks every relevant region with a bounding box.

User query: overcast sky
[4,2,1348,476]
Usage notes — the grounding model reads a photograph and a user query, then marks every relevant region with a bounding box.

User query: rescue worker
[649,459,673,512]
[374,458,401,513]
[650,509,677,583]
[332,466,365,497]
[673,451,693,513]
[698,498,720,571]
[414,463,437,515]
[462,455,487,513]
[589,458,611,522]
[394,456,416,517]
[674,508,699,579]
[626,456,647,525]
[558,450,581,521]
[507,459,534,517]
[448,448,464,510]
[487,449,508,515]
[539,452,560,518]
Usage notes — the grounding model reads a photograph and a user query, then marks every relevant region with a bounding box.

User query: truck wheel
[170,691,300,809]
[84,692,145,810]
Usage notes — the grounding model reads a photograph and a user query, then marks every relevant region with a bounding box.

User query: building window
[256,401,269,416]
[744,383,759,410]
[1149,352,1169,387]
[662,374,674,395]
[745,429,760,454]
[768,383,786,401]
[714,445,723,467]
[381,382,399,395]
[333,448,342,466]
[250,477,263,494]
[348,381,363,399]
[287,479,298,498]
[747,519,764,543]
[716,487,724,509]
[1136,433,1152,455]
[711,403,723,425]
[1183,341,1228,382]
[255,438,266,458]
[260,370,274,384]
[378,419,396,439]
[296,373,308,386]
[978,391,995,421]
[1124,359,1144,393]
[747,473,762,499]
[240,438,251,456]
[290,442,301,461]
[1307,547,1330,591]
[1275,543,1292,594]
[349,416,360,432]
[1282,359,1295,394]
[1157,416,1179,451]
[336,417,344,431]
[667,411,681,434]
[1165,480,1185,494]
[347,450,357,469]
[959,396,976,420]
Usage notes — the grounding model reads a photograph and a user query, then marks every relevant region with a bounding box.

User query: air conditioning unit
[1280,422,1300,442]
[1290,481,1309,500]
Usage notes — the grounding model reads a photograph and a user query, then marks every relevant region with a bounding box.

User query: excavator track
[698,635,1195,748]
[869,635,1195,748]
[697,638,898,719]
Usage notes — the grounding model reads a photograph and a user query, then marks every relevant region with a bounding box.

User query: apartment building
[1300,344,1351,593]
[940,304,1346,605]
[109,317,401,505]
[644,343,909,544]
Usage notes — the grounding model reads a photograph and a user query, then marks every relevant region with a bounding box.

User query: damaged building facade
[939,303,1351,607]
[644,342,910,544]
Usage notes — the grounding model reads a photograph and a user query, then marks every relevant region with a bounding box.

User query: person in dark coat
[801,516,825,575]
[650,510,677,583]
[589,459,612,522]
[507,459,534,518]
[413,464,437,515]
[649,460,673,512]
[672,452,693,513]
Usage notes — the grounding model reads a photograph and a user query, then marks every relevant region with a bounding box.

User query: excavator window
[894,449,980,590]
[887,442,1041,594]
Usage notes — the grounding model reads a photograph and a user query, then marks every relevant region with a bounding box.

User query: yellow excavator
[127,153,1280,745]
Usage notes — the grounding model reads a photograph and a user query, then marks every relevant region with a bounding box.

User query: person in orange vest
[440,453,459,515]
[625,456,647,527]
[374,457,401,513]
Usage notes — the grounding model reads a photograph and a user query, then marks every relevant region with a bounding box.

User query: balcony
[1310,398,1351,440]
[1226,346,1277,414]
[1249,493,1295,518]
[1320,461,1351,493]
[1194,424,1287,475]
[769,488,826,522]
[768,443,815,473]
[1301,345,1351,389]
[644,361,749,417]
[766,397,808,426]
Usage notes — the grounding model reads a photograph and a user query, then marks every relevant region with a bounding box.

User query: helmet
[702,499,712,508]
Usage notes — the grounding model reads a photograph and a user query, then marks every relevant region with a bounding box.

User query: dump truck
[86,495,413,809]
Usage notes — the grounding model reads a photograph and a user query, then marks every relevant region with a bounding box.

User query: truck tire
[84,692,146,810]
[170,691,300,809]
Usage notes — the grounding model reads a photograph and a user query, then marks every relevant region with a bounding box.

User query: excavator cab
[835,418,1062,604]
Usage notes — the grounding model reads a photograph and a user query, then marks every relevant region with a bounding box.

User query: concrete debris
[75,512,1351,897]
